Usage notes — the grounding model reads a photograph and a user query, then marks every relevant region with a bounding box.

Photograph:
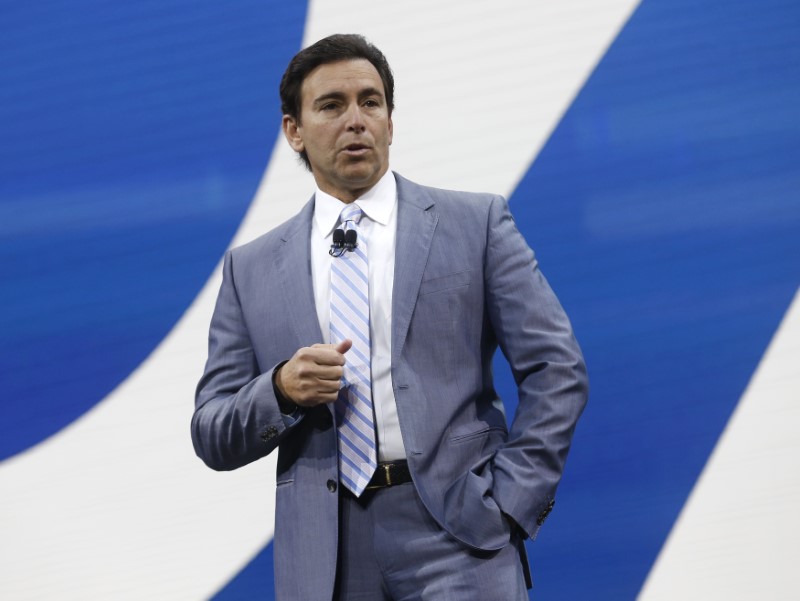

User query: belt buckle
[382,463,392,487]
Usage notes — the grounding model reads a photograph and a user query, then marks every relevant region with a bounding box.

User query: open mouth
[343,144,370,154]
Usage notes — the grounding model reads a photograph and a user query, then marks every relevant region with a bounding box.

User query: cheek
[316,128,338,154]
[305,132,330,157]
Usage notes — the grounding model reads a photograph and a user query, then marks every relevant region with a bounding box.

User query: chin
[342,165,377,183]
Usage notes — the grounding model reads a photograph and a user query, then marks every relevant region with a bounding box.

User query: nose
[345,104,366,132]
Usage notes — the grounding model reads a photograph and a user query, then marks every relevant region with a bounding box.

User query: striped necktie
[330,203,377,496]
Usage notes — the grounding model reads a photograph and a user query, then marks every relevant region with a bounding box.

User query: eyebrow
[312,87,385,107]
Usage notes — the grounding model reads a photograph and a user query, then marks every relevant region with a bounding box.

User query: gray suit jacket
[193,173,588,600]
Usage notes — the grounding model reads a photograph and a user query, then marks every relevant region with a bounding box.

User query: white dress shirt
[310,170,405,461]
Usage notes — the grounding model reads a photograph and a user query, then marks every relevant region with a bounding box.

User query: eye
[363,99,380,108]
[321,102,337,111]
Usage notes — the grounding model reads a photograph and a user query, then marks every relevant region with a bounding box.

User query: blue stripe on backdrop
[2,0,797,597]
[213,544,275,600]
[495,0,799,599]
[213,0,799,598]
[0,1,307,459]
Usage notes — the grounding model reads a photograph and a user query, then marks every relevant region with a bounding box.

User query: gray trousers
[334,481,530,601]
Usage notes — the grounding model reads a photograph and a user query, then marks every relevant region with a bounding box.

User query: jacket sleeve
[191,250,301,471]
[484,195,589,540]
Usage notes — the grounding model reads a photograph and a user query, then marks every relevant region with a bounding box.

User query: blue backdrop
[1,0,798,599]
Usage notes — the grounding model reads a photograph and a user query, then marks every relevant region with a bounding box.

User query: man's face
[283,59,393,203]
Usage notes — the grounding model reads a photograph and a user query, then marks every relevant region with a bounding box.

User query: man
[193,34,588,600]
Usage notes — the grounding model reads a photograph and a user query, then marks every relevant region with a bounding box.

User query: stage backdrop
[1,1,798,599]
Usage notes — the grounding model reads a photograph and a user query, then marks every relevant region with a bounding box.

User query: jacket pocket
[449,423,507,444]
[419,269,471,295]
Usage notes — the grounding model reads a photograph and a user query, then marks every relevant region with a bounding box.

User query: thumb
[334,339,353,354]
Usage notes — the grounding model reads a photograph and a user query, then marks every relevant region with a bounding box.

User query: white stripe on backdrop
[640,288,800,601]
[0,1,640,598]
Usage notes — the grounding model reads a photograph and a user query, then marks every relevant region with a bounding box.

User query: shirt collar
[313,170,397,238]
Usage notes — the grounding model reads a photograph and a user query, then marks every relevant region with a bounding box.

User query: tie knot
[339,204,363,228]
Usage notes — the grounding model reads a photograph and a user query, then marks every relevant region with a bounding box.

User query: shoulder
[394,172,508,221]
[395,172,501,204]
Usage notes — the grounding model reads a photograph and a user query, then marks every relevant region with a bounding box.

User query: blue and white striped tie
[330,204,377,496]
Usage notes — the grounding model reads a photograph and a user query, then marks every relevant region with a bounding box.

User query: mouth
[342,143,371,156]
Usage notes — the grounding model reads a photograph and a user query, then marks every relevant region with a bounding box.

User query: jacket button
[261,426,278,442]
[327,479,337,493]
[536,499,556,525]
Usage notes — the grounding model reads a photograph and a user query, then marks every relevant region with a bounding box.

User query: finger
[307,380,342,403]
[312,383,345,404]
[313,365,345,382]
[314,391,341,405]
[334,339,353,355]
[297,345,344,366]
[310,341,348,351]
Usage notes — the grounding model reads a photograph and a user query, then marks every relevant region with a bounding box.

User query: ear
[388,114,394,146]
[282,115,304,153]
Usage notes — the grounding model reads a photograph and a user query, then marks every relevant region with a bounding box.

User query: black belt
[364,460,412,490]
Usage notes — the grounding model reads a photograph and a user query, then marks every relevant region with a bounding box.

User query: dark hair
[280,34,395,170]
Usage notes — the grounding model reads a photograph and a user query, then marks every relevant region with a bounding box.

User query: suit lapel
[273,177,438,367]
[276,198,324,348]
[392,175,438,365]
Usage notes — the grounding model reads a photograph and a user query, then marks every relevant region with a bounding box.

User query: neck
[316,168,390,204]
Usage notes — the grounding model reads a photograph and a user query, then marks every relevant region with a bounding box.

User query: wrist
[272,362,298,414]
